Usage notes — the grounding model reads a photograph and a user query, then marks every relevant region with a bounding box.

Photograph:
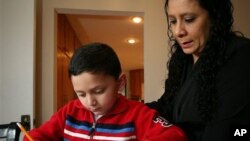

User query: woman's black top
[148,35,250,141]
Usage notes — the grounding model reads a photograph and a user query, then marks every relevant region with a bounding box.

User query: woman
[147,0,250,140]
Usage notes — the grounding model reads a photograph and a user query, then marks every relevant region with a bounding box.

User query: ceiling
[66,14,144,71]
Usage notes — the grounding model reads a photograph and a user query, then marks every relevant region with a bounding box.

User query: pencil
[16,122,34,141]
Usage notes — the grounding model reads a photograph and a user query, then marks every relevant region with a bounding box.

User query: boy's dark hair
[68,42,121,80]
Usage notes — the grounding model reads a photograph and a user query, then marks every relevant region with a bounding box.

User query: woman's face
[167,0,210,62]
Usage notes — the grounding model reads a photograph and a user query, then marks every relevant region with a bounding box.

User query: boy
[24,43,187,141]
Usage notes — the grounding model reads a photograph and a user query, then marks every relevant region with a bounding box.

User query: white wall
[0,0,35,124]
[144,0,168,102]
[0,0,3,122]
[41,0,168,123]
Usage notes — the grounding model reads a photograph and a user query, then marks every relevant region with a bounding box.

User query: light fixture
[132,16,142,24]
[127,38,136,44]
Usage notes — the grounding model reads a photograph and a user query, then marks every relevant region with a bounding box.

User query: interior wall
[41,0,168,123]
[144,0,168,103]
[0,0,3,122]
[0,0,35,124]
[232,0,250,38]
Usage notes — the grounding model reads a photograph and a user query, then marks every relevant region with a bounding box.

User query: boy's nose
[86,95,97,106]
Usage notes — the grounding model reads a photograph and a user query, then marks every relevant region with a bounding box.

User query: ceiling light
[127,38,136,44]
[132,16,142,23]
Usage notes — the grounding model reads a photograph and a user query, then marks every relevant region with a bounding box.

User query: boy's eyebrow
[75,90,85,94]
[75,86,105,93]
[89,86,106,92]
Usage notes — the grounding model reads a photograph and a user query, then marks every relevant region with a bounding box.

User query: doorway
[56,9,144,109]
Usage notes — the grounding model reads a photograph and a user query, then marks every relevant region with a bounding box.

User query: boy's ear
[118,73,126,94]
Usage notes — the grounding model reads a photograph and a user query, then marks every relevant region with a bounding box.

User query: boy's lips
[90,107,100,112]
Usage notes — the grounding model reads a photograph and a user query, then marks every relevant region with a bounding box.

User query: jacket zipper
[89,114,104,140]
[89,122,96,140]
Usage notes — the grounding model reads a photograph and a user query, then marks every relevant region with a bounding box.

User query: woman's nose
[174,22,187,38]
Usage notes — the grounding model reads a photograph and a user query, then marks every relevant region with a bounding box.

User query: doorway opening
[56,9,144,109]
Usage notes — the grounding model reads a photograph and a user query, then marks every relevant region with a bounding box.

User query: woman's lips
[181,41,193,48]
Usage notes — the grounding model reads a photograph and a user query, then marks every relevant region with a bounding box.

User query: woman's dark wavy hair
[164,0,235,122]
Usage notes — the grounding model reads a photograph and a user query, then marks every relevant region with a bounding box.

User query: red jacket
[24,95,187,141]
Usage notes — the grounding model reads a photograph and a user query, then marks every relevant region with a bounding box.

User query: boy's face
[71,72,120,116]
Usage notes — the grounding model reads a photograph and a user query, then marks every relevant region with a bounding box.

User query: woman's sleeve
[145,91,174,121]
[138,107,187,141]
